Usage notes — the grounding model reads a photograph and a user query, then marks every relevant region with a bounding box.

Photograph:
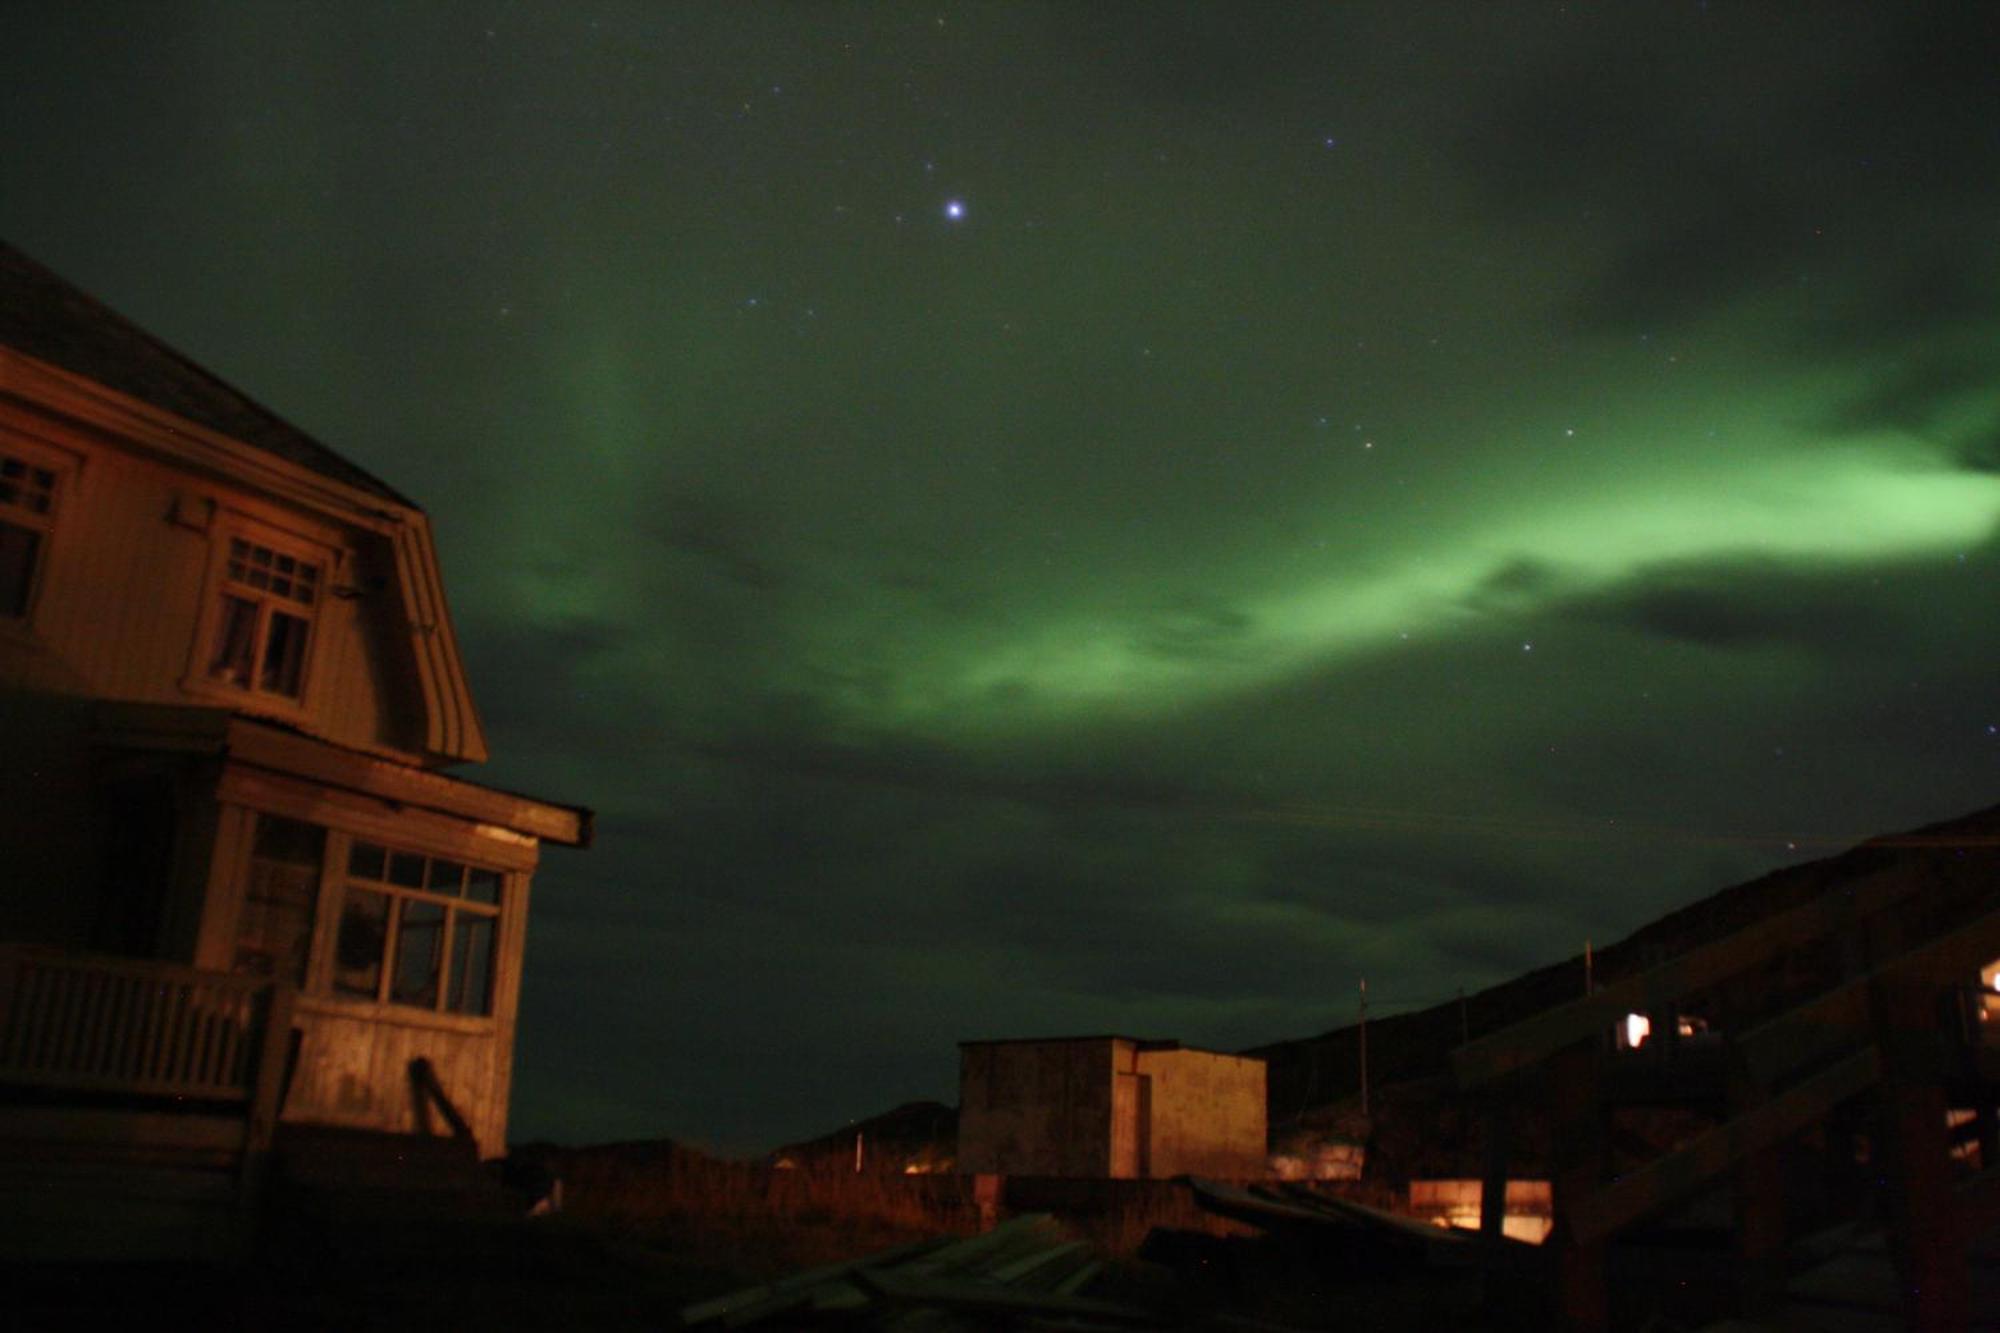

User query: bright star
[943,199,966,221]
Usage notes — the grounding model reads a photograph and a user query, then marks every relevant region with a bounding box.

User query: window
[207,535,320,699]
[0,450,58,619]
[235,815,325,984]
[334,840,502,1017]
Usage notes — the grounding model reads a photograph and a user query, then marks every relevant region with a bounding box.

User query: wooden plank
[0,1107,249,1154]
[1453,872,1913,1089]
[223,717,586,845]
[1736,903,2000,1090]
[678,1236,947,1326]
[850,1268,1152,1322]
[1568,1047,1882,1245]
[245,982,294,1156]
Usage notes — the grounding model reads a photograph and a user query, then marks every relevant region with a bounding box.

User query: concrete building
[957,1036,1266,1179]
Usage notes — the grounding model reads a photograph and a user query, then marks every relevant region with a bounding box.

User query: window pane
[0,521,37,618]
[334,887,390,999]
[392,900,445,1008]
[236,816,325,985]
[208,595,259,686]
[260,609,309,696]
[465,867,502,906]
[348,841,386,881]
[428,859,465,895]
[0,455,50,515]
[388,851,426,888]
[448,914,496,1016]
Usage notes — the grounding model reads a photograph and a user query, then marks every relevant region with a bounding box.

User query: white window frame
[328,838,508,1020]
[184,516,337,715]
[0,435,72,632]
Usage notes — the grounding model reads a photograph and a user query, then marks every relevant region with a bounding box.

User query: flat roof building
[958,1036,1266,1180]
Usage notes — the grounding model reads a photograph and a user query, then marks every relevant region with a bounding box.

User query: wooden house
[0,242,589,1191]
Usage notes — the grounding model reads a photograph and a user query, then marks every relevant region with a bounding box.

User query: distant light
[943,199,966,221]
[1624,1013,1651,1048]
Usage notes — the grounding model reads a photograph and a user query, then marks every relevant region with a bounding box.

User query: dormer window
[207,535,320,699]
[0,450,58,619]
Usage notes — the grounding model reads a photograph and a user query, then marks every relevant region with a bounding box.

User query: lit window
[207,536,320,698]
[0,450,59,619]
[334,841,502,1017]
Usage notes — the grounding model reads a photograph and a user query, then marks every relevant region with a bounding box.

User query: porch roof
[93,703,592,848]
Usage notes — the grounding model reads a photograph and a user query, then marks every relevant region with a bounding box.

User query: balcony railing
[0,945,294,1149]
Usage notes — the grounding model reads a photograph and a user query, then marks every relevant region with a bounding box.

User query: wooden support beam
[1566,1046,1881,1246]
[1546,1042,1608,1333]
[1453,872,1910,1090]
[1479,1100,1513,1244]
[1873,979,1970,1332]
[1734,902,2000,1091]
[1733,1142,1785,1318]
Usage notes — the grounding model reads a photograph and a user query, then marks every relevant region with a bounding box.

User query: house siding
[0,401,427,762]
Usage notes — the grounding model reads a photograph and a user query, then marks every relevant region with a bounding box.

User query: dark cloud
[693,729,1207,818]
[1464,557,1563,613]
[1129,598,1256,664]
[1457,7,2000,339]
[637,492,786,592]
[1824,356,1990,438]
[1798,253,1999,359]
[1562,561,1902,653]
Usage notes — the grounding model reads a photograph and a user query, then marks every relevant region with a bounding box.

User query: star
[943,199,966,221]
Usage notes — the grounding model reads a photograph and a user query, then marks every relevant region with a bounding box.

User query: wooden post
[0,945,18,1067]
[1874,977,1967,1332]
[1479,1097,1513,1244]
[1732,1133,1786,1316]
[245,981,295,1157]
[1547,1039,1609,1332]
[1359,977,1369,1119]
[1727,1050,1784,1317]
[1976,1101,2000,1174]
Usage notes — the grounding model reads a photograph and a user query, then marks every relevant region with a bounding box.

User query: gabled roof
[0,242,412,507]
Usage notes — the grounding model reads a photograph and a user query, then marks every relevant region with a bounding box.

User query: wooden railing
[0,946,294,1146]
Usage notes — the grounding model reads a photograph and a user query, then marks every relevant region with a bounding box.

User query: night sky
[5,3,1999,1154]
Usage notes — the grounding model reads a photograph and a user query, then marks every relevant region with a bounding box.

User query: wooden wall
[0,401,430,763]
[285,998,515,1153]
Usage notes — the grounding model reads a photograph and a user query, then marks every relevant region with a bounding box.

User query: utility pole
[1459,986,1469,1046]
[1359,977,1370,1119]
[1584,938,1593,995]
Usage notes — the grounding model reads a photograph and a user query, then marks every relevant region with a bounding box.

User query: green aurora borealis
[5,2,1999,1150]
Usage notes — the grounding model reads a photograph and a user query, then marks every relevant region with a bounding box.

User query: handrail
[1452,867,1925,1089]
[0,945,284,1103]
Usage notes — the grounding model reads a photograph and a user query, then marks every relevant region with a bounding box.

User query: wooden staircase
[1450,845,2000,1330]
